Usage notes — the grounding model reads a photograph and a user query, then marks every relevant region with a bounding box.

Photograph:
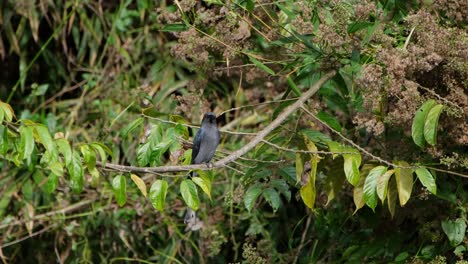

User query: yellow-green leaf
[423,104,443,146]
[377,169,395,202]
[394,161,413,206]
[353,164,373,213]
[343,147,361,186]
[192,176,211,199]
[112,175,127,207]
[296,153,304,184]
[180,179,199,211]
[35,125,58,161]
[415,167,437,194]
[364,166,387,211]
[56,138,72,166]
[387,177,397,218]
[131,174,147,197]
[411,100,435,148]
[20,126,34,161]
[149,180,168,211]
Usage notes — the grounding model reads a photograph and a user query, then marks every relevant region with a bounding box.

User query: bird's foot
[205,162,214,168]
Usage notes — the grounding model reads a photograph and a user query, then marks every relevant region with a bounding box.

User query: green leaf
[423,104,443,146]
[364,166,387,211]
[161,23,188,32]
[286,76,302,96]
[295,153,304,184]
[112,175,127,207]
[49,161,64,177]
[387,177,397,218]
[121,117,144,138]
[35,125,58,161]
[394,161,413,206]
[343,147,361,186]
[316,111,342,132]
[180,179,199,211]
[131,174,147,197]
[68,152,84,193]
[244,184,262,213]
[442,218,467,247]
[411,100,436,148]
[46,173,58,194]
[326,141,341,159]
[56,138,72,166]
[415,167,437,194]
[347,21,374,33]
[377,169,394,202]
[149,179,168,211]
[270,179,291,202]
[89,167,100,188]
[192,176,212,199]
[324,160,346,205]
[248,55,275,75]
[91,142,112,164]
[353,164,373,213]
[0,125,8,155]
[263,188,281,212]
[20,126,35,161]
[80,144,96,171]
[0,101,14,122]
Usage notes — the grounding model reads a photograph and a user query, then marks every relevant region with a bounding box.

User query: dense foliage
[0,0,467,263]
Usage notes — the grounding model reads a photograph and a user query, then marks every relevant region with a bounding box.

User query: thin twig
[97,71,337,174]
[293,213,313,264]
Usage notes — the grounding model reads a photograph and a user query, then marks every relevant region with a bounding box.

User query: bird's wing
[191,128,204,164]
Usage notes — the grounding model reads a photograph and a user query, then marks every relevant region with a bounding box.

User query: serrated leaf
[353,164,373,213]
[122,117,144,138]
[35,125,58,161]
[180,179,199,211]
[149,179,168,211]
[394,161,413,206]
[423,104,443,146]
[248,55,275,75]
[112,175,127,207]
[387,177,397,218]
[244,184,262,212]
[270,179,291,202]
[377,169,394,202]
[442,218,466,247]
[20,126,34,161]
[56,138,72,166]
[343,147,361,186]
[364,166,387,211]
[192,176,211,199]
[411,100,436,148]
[68,152,83,194]
[415,167,437,194]
[317,111,342,132]
[131,174,147,197]
[263,188,281,212]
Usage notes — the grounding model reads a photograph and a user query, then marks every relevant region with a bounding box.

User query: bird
[184,112,220,228]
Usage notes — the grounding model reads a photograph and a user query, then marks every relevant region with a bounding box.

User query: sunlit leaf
[80,144,96,171]
[394,161,413,206]
[112,175,127,207]
[244,184,262,213]
[343,147,361,186]
[35,125,58,161]
[49,161,64,177]
[56,138,72,166]
[68,152,83,194]
[0,101,15,122]
[263,188,281,212]
[423,104,443,146]
[377,169,394,202]
[180,179,199,211]
[131,174,147,197]
[20,126,34,161]
[326,141,341,159]
[415,167,437,194]
[149,180,168,211]
[353,164,373,213]
[192,176,211,199]
[364,166,387,211]
[411,100,435,148]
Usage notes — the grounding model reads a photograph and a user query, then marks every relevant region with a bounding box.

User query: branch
[99,70,337,174]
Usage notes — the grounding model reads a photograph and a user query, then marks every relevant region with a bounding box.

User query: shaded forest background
[0,0,467,263]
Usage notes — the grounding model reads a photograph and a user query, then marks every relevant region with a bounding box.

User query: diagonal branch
[99,70,337,174]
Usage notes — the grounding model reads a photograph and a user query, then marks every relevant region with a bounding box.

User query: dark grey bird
[184,112,220,228]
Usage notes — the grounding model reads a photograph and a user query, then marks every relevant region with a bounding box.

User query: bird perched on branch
[184,112,220,230]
